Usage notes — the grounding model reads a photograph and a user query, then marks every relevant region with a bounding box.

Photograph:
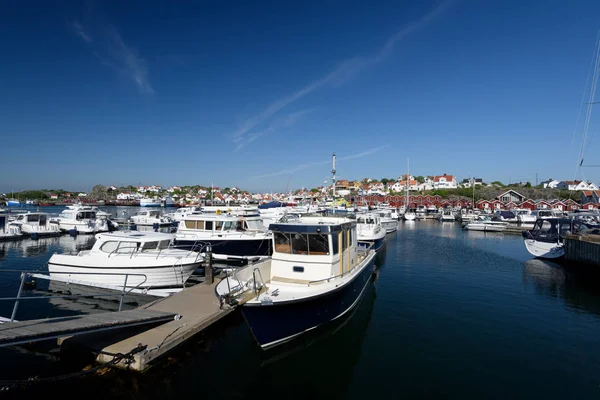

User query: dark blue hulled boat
[216,216,377,349]
[174,212,272,261]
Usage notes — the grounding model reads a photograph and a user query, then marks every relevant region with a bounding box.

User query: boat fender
[216,209,222,215]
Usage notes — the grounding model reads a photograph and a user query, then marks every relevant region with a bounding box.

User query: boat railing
[308,243,374,287]
[0,269,149,322]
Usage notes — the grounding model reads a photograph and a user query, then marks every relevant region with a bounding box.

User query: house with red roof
[431,174,457,189]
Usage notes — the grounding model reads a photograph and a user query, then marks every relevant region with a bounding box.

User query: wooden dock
[564,233,600,266]
[0,309,176,348]
[82,280,234,371]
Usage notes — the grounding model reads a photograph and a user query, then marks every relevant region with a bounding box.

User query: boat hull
[523,239,565,259]
[48,256,201,288]
[7,201,20,207]
[358,236,385,252]
[241,257,376,349]
[175,237,272,257]
[464,223,506,232]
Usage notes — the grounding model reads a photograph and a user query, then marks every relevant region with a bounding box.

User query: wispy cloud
[231,0,453,144]
[249,145,387,179]
[69,20,153,94]
[71,21,91,43]
[234,109,315,151]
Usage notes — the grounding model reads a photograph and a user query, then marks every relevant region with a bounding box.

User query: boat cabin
[356,213,381,226]
[526,218,590,243]
[13,212,49,226]
[58,207,97,221]
[269,217,357,283]
[91,232,176,255]
[179,214,266,234]
[134,210,164,218]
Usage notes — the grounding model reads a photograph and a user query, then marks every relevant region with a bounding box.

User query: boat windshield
[245,219,265,231]
[273,232,330,255]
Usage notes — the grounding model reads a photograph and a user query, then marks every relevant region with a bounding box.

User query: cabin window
[205,221,213,230]
[117,241,138,253]
[100,241,119,253]
[141,241,158,251]
[215,221,224,230]
[246,219,264,230]
[349,228,354,246]
[28,214,39,222]
[185,220,195,229]
[342,229,348,250]
[158,240,170,250]
[293,266,304,273]
[223,221,235,230]
[331,233,339,255]
[273,232,330,255]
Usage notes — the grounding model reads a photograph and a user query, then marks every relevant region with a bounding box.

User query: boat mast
[331,152,336,200]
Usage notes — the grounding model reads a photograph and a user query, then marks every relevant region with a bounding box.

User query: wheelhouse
[269,217,357,283]
[526,218,589,243]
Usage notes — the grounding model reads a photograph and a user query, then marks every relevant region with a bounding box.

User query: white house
[431,174,458,189]
[117,192,134,200]
[460,178,484,188]
[417,182,433,191]
[541,179,561,189]
[389,181,404,192]
[166,186,181,193]
[137,185,162,193]
[556,180,599,191]
[77,193,88,197]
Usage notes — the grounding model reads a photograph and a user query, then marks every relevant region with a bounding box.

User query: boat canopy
[258,201,287,209]
[525,218,590,243]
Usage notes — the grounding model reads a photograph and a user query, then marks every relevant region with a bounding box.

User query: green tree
[415,176,425,183]
[490,181,505,187]
[381,178,389,185]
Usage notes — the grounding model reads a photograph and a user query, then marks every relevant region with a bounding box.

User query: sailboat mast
[331,153,336,199]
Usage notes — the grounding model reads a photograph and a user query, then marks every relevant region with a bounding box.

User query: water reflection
[523,259,600,317]
[464,230,505,241]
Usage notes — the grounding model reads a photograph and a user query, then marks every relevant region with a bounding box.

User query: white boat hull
[523,239,565,259]
[48,253,201,288]
[464,223,506,232]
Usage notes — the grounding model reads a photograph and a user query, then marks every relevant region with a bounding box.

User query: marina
[0,208,600,398]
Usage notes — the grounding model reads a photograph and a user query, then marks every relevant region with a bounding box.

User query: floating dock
[564,233,600,266]
[66,279,235,372]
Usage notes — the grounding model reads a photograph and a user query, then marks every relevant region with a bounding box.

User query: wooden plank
[0,309,176,347]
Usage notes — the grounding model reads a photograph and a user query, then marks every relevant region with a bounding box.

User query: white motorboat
[140,197,161,207]
[493,210,518,223]
[0,213,22,240]
[403,209,417,221]
[355,213,386,251]
[511,208,536,224]
[530,209,561,220]
[130,210,174,226]
[522,217,590,259]
[376,203,400,220]
[374,209,398,233]
[215,216,376,349]
[438,209,455,222]
[463,216,507,232]
[165,206,203,222]
[48,231,204,289]
[174,212,272,260]
[9,212,61,237]
[50,205,109,234]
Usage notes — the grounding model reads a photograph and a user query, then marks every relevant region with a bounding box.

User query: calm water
[2,208,600,399]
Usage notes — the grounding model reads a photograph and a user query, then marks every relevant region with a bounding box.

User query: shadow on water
[6,278,378,400]
[523,258,600,317]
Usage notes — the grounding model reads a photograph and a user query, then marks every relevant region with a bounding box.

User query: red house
[535,200,551,209]
[519,199,536,210]
[476,199,492,211]
[491,200,504,210]
[581,202,598,210]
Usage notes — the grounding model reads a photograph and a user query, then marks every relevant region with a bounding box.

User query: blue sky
[2,0,600,193]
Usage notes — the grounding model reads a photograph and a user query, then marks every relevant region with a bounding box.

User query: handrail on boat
[307,242,374,286]
[0,269,149,322]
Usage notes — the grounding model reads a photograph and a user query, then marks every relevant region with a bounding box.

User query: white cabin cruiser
[9,212,61,237]
[355,213,386,251]
[511,208,536,224]
[215,216,376,349]
[438,209,455,222]
[174,212,272,260]
[0,214,22,240]
[50,205,109,234]
[463,216,507,232]
[165,206,203,222]
[48,231,204,289]
[374,209,397,233]
[493,210,518,223]
[130,210,173,226]
[522,218,590,259]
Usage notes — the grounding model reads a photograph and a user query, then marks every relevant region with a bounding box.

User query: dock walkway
[0,309,176,348]
[91,280,233,371]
